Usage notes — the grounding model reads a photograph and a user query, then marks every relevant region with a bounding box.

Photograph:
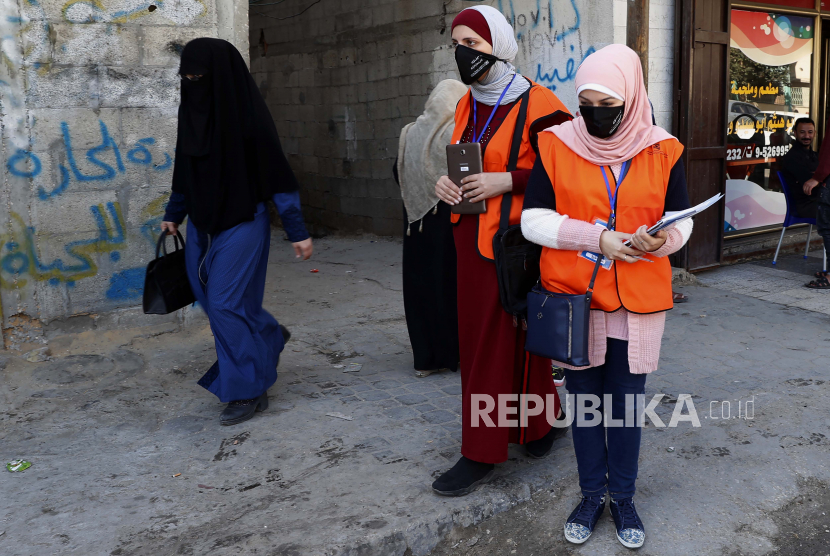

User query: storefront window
[726,10,814,234]
[752,0,815,9]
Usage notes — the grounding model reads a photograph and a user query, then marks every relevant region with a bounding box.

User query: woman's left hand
[460,172,513,203]
[293,238,313,260]
[630,225,667,253]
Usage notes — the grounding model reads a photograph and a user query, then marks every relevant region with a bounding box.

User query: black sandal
[814,270,829,279]
[805,276,830,289]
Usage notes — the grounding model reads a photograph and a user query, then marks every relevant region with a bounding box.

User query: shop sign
[727,113,796,137]
[730,82,780,99]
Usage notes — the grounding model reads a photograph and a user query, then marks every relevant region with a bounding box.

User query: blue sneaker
[563,495,606,544]
[610,497,645,548]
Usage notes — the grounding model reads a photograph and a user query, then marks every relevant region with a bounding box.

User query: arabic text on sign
[730,82,780,98]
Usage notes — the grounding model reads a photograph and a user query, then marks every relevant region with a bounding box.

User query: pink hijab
[550,44,675,166]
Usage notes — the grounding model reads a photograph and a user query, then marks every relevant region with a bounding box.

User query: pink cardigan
[550,220,683,373]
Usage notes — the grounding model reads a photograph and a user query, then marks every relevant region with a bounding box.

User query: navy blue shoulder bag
[525,250,603,367]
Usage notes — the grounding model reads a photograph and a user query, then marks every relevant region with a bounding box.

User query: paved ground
[696,250,830,316]
[1,239,829,555]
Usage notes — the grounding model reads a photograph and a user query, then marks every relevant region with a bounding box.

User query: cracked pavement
[1,239,829,555]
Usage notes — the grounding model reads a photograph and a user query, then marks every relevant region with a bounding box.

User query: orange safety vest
[450,82,569,261]
[536,132,684,314]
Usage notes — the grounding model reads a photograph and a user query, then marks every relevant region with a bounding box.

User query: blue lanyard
[600,161,631,230]
[472,74,517,144]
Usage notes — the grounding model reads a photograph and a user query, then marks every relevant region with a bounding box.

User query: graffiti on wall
[3,119,173,300]
[496,0,598,94]
[0,197,170,300]
[1,205,126,288]
[1,0,200,317]
[61,0,207,26]
[0,195,170,300]
[7,120,173,200]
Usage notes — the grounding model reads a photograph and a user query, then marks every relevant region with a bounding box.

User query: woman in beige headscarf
[395,79,468,378]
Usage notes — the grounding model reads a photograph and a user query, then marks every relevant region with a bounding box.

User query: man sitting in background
[788,117,830,289]
[781,118,819,219]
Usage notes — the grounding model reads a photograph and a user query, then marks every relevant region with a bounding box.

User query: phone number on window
[726,146,754,161]
[754,145,790,159]
[726,144,790,162]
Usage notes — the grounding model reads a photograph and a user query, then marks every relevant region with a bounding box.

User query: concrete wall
[613,0,676,132]
[0,0,248,335]
[250,0,615,237]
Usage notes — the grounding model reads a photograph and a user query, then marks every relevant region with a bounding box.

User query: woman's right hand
[599,230,646,263]
[161,221,179,235]
[435,175,462,205]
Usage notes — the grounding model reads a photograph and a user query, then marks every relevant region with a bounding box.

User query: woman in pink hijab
[521,44,694,549]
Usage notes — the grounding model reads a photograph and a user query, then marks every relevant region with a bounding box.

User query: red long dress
[454,101,561,464]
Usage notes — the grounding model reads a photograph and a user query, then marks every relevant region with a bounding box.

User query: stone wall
[0,0,673,330]
[0,0,247,335]
[250,0,616,237]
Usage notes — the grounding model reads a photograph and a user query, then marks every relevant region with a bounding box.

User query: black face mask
[580,104,626,138]
[455,44,502,85]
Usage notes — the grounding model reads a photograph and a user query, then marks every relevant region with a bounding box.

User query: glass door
[725,9,815,234]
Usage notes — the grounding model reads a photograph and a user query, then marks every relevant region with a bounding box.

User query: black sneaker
[431,456,495,496]
[525,415,568,459]
[564,495,606,544]
[220,392,268,426]
[610,497,645,548]
[551,365,566,387]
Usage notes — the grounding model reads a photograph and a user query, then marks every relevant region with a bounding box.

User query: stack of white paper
[624,193,724,247]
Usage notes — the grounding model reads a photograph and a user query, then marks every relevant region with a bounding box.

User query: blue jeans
[564,338,646,500]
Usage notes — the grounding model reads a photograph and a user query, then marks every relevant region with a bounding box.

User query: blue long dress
[163,191,309,402]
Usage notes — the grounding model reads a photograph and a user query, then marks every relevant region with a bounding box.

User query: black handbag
[492,89,572,320]
[524,237,605,367]
[143,231,196,315]
[492,86,536,319]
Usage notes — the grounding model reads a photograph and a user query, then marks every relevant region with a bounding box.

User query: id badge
[579,218,613,270]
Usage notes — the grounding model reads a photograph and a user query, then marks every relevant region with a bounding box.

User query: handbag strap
[498,81,532,232]
[156,231,186,258]
[585,250,604,303]
[585,215,614,301]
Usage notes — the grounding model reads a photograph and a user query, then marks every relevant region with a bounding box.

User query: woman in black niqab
[173,37,300,233]
[161,38,313,426]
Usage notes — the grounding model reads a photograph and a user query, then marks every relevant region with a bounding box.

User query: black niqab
[172,38,299,234]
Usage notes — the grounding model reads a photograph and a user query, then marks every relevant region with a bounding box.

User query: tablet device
[447,143,486,215]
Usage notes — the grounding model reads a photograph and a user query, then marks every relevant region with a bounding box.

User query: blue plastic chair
[773,171,827,271]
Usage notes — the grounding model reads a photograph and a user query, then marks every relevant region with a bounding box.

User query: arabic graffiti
[496,0,594,93]
[535,45,596,91]
[2,0,201,317]
[0,194,169,299]
[3,117,172,301]
[140,193,172,245]
[0,204,126,288]
[6,120,173,201]
[498,0,581,42]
